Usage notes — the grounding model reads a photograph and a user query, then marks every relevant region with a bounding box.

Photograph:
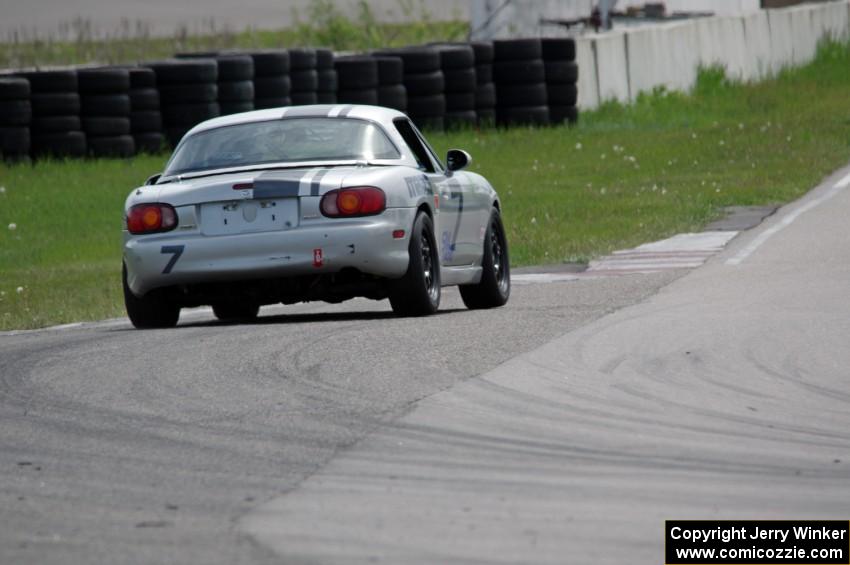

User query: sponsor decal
[313,248,324,267]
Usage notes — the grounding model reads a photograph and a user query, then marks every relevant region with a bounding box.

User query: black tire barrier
[336,88,378,105]
[493,38,542,61]
[157,82,218,103]
[129,88,160,110]
[148,59,218,146]
[435,44,474,69]
[316,48,334,70]
[290,92,318,105]
[445,92,475,111]
[82,116,131,136]
[161,102,220,125]
[31,92,80,116]
[242,49,290,76]
[541,37,577,62]
[128,67,156,89]
[443,68,476,93]
[220,101,255,114]
[130,111,162,133]
[134,132,166,154]
[317,92,337,104]
[32,130,87,158]
[470,41,495,64]
[493,60,546,84]
[0,77,30,99]
[0,98,32,125]
[445,110,477,129]
[545,61,579,84]
[291,70,318,93]
[475,82,496,108]
[374,56,404,84]
[289,48,318,71]
[17,70,77,93]
[31,115,80,132]
[78,68,130,93]
[496,105,549,127]
[547,83,578,106]
[88,134,135,158]
[254,96,291,109]
[496,82,547,107]
[254,76,292,99]
[218,80,254,102]
[210,55,254,81]
[335,57,378,89]
[549,105,578,125]
[81,93,131,116]
[406,93,446,117]
[146,59,218,84]
[377,84,407,111]
[317,69,338,97]
[475,64,493,84]
[403,71,444,96]
[374,47,440,73]
[477,107,496,125]
[0,126,30,159]
[414,116,443,131]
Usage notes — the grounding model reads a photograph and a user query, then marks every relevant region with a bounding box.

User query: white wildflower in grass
[693,160,699,166]
[531,217,537,224]
[661,189,667,195]
[600,187,606,195]
[626,155,636,162]
[692,133,698,139]
[716,188,721,193]
[16,287,24,294]
[600,153,607,160]
[0,186,5,194]
[652,184,658,192]
[575,142,583,150]
[738,123,745,130]
[8,223,16,231]
[719,140,725,146]
[786,136,792,142]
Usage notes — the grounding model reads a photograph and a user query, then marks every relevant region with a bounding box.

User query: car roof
[186,104,408,137]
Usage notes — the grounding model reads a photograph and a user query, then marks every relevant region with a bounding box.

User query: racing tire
[336,88,378,105]
[134,132,166,154]
[128,67,156,89]
[0,77,30,99]
[389,212,441,316]
[254,76,292,98]
[218,80,254,101]
[475,83,496,108]
[374,48,440,73]
[83,117,131,136]
[160,102,220,125]
[31,131,86,158]
[374,57,404,84]
[496,105,550,127]
[377,84,407,110]
[459,207,510,309]
[550,105,579,125]
[0,127,30,156]
[496,82,547,107]
[31,93,80,116]
[541,38,577,62]
[17,70,78,93]
[443,68,476,93]
[406,94,446,117]
[254,96,291,109]
[445,110,477,129]
[493,60,545,84]
[317,92,337,104]
[129,88,160,110]
[493,38,542,61]
[146,60,218,84]
[290,70,318,92]
[81,94,131,116]
[219,101,255,115]
[290,92,318,105]
[335,57,378,89]
[0,100,32,125]
[158,83,218,103]
[403,71,445,96]
[475,64,493,84]
[247,50,291,76]
[123,264,180,329]
[88,134,135,157]
[470,41,494,64]
[289,48,318,70]
[445,92,475,111]
[317,70,338,93]
[544,61,579,84]
[77,68,130,93]
[213,55,254,81]
[436,44,474,69]
[547,83,578,106]
[316,48,334,70]
[130,111,162,133]
[212,302,260,322]
[31,115,81,132]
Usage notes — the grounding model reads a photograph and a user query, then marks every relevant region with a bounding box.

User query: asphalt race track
[2,165,850,564]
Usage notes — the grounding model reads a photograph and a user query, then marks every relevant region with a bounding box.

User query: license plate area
[200,198,299,236]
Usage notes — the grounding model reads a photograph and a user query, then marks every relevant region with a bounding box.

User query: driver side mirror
[145,173,162,186]
[445,149,471,173]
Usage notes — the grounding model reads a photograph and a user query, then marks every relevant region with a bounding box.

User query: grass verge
[3,41,850,329]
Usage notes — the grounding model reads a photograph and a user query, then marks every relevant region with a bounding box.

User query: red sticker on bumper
[313,248,323,267]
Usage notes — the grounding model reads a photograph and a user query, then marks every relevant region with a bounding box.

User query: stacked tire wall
[316,49,337,104]
[128,67,164,154]
[147,59,219,147]
[19,70,86,158]
[335,56,379,105]
[78,68,134,158]
[376,47,444,131]
[374,57,406,112]
[0,77,31,160]
[289,48,318,105]
[542,38,579,125]
[493,39,549,127]
[214,55,255,116]
[434,44,477,129]
[470,41,496,125]
[247,50,291,109]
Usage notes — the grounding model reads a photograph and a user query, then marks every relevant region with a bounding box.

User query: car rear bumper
[124,208,416,297]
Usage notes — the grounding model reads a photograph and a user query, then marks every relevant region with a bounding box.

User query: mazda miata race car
[123,104,510,328]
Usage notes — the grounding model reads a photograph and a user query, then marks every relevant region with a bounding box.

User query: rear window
[164,117,401,175]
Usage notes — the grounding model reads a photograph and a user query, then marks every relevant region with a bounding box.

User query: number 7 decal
[160,245,185,274]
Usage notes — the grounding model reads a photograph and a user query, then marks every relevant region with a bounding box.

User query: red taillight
[320,186,386,218]
[127,203,178,234]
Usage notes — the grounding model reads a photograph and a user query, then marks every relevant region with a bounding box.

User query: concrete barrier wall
[581,0,850,110]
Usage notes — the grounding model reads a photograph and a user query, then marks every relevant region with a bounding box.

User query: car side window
[393,118,435,173]
[410,123,445,173]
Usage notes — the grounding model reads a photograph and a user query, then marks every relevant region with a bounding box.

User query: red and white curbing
[512,231,739,284]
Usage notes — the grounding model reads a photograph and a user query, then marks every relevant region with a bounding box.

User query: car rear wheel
[460,207,510,309]
[123,263,180,329]
[389,212,441,316]
[212,302,260,322]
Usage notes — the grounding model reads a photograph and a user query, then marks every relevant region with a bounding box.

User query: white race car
[123,104,510,328]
